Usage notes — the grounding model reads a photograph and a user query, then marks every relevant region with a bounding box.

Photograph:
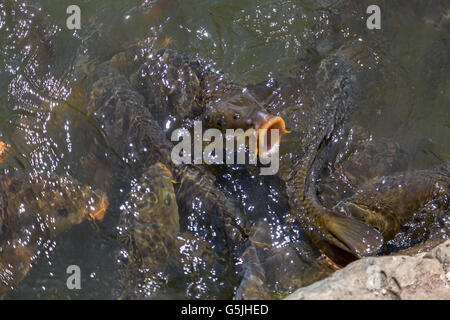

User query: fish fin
[325,213,383,258]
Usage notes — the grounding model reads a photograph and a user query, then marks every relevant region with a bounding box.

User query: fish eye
[57,208,69,217]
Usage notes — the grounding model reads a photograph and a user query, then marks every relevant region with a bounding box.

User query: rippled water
[0,0,448,299]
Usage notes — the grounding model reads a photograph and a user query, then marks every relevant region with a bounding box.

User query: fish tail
[324,212,383,258]
[293,151,383,258]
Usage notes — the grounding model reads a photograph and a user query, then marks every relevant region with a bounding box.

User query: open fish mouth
[88,193,109,221]
[0,141,9,163]
[255,113,288,159]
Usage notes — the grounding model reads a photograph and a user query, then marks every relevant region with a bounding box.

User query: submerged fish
[129,48,288,158]
[335,167,450,241]
[118,162,179,298]
[286,48,383,260]
[0,173,107,298]
[82,59,251,298]
[291,125,384,259]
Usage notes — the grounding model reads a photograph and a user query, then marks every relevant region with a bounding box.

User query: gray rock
[285,240,450,300]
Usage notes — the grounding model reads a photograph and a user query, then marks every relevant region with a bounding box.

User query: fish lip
[154,162,173,178]
[88,193,109,221]
[255,114,287,159]
[0,141,9,163]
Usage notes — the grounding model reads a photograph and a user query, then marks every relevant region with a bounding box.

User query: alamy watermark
[66,4,381,31]
[170,121,281,175]
[66,264,81,289]
[367,5,381,30]
[66,5,81,30]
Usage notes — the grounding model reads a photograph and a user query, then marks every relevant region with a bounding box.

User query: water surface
[1,0,448,299]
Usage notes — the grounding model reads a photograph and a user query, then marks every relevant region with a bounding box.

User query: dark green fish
[335,167,450,241]
[0,173,107,298]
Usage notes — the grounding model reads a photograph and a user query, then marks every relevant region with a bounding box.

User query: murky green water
[0,0,448,299]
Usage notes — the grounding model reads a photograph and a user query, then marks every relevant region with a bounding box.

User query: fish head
[0,173,108,238]
[335,202,388,235]
[206,91,288,159]
[44,175,109,232]
[127,162,179,235]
